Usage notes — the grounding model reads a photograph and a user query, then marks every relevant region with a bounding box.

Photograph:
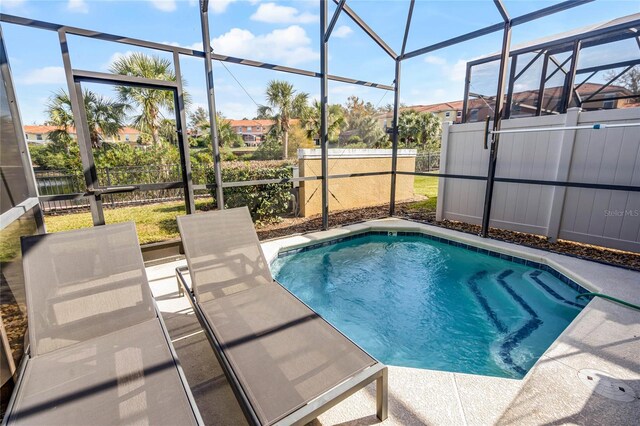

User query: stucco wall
[299,149,416,217]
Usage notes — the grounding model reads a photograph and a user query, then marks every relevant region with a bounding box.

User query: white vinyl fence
[436,107,640,253]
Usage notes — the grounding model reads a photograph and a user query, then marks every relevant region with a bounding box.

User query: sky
[2,0,638,124]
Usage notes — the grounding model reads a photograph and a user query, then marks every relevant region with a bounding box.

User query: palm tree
[418,111,441,149]
[398,109,441,150]
[398,109,421,147]
[158,118,178,145]
[45,89,127,148]
[301,100,346,142]
[193,114,243,147]
[110,52,189,144]
[260,80,309,159]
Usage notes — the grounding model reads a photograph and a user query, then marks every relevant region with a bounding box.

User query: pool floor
[272,234,585,379]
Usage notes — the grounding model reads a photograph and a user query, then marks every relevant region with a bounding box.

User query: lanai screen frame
[1,0,637,240]
[462,13,640,122]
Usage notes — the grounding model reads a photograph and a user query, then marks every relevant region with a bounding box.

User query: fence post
[436,121,452,221]
[105,167,114,207]
[427,152,431,172]
[546,107,580,241]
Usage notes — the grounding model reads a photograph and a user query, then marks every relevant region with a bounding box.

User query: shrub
[220,146,237,161]
[347,135,362,145]
[251,135,282,160]
[206,160,295,222]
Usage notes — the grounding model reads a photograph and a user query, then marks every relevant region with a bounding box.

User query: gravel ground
[256,202,640,272]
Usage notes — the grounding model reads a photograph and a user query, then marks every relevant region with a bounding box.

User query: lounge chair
[176,207,388,426]
[3,223,202,425]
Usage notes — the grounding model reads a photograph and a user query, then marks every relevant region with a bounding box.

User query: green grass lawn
[45,177,440,244]
[410,175,439,212]
[45,199,213,245]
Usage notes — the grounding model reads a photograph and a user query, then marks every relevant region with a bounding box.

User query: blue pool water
[272,234,586,379]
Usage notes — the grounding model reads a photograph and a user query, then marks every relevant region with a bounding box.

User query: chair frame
[176,265,388,426]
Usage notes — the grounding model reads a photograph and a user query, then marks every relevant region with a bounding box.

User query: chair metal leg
[376,366,388,421]
[175,267,186,297]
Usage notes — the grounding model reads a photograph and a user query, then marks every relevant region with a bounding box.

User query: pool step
[494,270,542,377]
[467,270,508,334]
[466,270,542,377]
[524,270,586,309]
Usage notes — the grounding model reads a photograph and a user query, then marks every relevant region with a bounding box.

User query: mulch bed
[256,202,640,272]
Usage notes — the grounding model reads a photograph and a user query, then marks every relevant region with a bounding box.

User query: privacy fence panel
[491,114,566,235]
[437,121,489,224]
[437,107,640,253]
[558,108,640,252]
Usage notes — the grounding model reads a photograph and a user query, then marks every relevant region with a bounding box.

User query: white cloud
[67,0,88,13]
[101,51,136,71]
[19,66,66,85]
[210,0,237,14]
[1,0,27,12]
[424,55,446,66]
[450,59,474,82]
[149,0,176,12]
[212,26,318,66]
[333,25,353,39]
[250,2,317,24]
[420,57,471,82]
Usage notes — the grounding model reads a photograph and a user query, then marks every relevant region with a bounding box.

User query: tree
[259,80,309,159]
[192,114,243,148]
[110,52,190,145]
[604,65,640,102]
[342,95,387,147]
[287,123,315,157]
[189,106,208,136]
[45,88,127,149]
[216,117,244,147]
[301,100,347,143]
[398,109,441,151]
[158,118,178,145]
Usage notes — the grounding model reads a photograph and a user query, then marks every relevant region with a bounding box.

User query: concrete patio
[145,219,640,425]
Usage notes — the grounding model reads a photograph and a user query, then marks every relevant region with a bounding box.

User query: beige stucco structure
[298,149,417,217]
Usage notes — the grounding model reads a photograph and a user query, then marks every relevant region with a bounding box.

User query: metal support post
[199,1,225,209]
[389,59,401,215]
[536,52,550,115]
[320,0,329,229]
[58,30,104,225]
[481,21,512,237]
[504,54,517,119]
[561,40,581,112]
[461,63,471,122]
[173,51,196,214]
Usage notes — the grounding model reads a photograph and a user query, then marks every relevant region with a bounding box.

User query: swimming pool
[272,232,587,379]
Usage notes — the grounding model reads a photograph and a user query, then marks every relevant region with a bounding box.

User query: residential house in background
[412,101,464,123]
[24,125,141,145]
[227,119,274,147]
[226,119,302,147]
[375,101,463,131]
[466,83,637,122]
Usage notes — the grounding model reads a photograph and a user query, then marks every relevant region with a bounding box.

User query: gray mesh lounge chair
[176,207,388,426]
[3,223,202,426]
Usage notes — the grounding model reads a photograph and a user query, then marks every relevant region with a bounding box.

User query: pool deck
[146,218,639,425]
